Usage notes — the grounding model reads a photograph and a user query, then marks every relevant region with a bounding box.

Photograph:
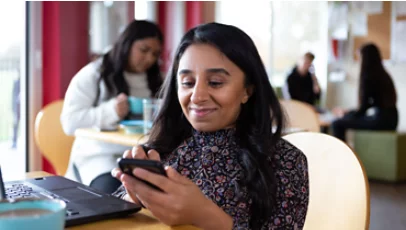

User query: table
[75,128,148,147]
[26,171,199,230]
[75,127,307,147]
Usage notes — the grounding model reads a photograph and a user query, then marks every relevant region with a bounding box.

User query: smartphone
[117,158,167,191]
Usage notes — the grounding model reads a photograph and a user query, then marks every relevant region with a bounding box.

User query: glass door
[0,1,27,181]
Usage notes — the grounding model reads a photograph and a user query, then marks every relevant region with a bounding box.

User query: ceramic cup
[127,96,144,115]
[0,198,66,230]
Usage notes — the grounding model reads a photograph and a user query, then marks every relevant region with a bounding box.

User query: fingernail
[122,174,130,183]
[132,168,140,176]
[133,168,144,176]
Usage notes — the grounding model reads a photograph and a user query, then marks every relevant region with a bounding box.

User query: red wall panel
[41,1,89,174]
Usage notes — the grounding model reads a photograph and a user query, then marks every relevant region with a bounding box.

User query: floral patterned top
[113,128,309,229]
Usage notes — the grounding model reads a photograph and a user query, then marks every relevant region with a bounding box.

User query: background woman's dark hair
[304,52,315,61]
[359,43,397,108]
[147,22,284,228]
[95,20,164,103]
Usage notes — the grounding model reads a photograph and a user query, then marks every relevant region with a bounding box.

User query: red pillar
[157,1,177,73]
[128,1,135,22]
[42,2,60,107]
[185,1,203,31]
[42,1,90,174]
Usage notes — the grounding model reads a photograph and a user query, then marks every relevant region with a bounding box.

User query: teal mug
[0,198,66,230]
[127,96,144,115]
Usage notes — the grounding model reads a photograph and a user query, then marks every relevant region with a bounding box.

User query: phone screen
[121,164,164,175]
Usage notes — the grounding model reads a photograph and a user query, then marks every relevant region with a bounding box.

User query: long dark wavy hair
[146,22,285,228]
[359,43,397,107]
[96,20,163,103]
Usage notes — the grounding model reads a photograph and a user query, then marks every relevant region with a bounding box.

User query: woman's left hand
[121,166,233,229]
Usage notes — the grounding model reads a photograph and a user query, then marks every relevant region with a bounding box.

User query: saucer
[119,120,144,134]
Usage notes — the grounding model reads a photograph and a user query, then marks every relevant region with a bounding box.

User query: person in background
[11,72,20,149]
[332,43,398,142]
[112,22,309,229]
[60,20,163,193]
[285,52,322,112]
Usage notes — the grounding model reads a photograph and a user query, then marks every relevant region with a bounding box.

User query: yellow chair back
[279,99,320,132]
[34,100,74,175]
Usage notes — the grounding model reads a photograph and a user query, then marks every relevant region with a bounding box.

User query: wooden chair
[279,99,320,132]
[34,100,75,175]
[283,132,370,230]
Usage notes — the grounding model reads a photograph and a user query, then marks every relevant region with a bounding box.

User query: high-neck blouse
[114,129,309,229]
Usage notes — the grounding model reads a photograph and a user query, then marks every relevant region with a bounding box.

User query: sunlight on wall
[215,1,328,99]
[215,1,272,75]
[271,1,328,92]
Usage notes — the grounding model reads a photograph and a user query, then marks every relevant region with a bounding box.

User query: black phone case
[117,158,166,191]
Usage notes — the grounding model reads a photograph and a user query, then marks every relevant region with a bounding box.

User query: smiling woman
[112,22,309,230]
[176,44,252,132]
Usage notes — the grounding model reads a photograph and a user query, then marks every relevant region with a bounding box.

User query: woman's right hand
[111,145,161,205]
[115,93,129,119]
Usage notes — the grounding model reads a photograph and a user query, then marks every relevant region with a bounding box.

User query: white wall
[134,0,157,22]
[215,1,272,77]
[89,1,129,54]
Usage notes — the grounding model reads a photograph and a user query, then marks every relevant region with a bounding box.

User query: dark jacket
[286,66,320,106]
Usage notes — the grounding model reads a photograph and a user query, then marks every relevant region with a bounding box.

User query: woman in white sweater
[61,20,163,193]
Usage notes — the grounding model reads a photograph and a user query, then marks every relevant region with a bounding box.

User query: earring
[242,96,248,104]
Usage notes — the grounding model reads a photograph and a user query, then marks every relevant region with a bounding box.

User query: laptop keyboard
[5,183,34,199]
[5,183,81,217]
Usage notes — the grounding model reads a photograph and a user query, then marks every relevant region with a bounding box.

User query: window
[0,1,26,180]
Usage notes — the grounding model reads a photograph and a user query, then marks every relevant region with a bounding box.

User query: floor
[1,140,406,229]
[369,181,406,230]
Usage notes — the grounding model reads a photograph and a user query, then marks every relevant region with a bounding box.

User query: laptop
[0,169,141,227]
